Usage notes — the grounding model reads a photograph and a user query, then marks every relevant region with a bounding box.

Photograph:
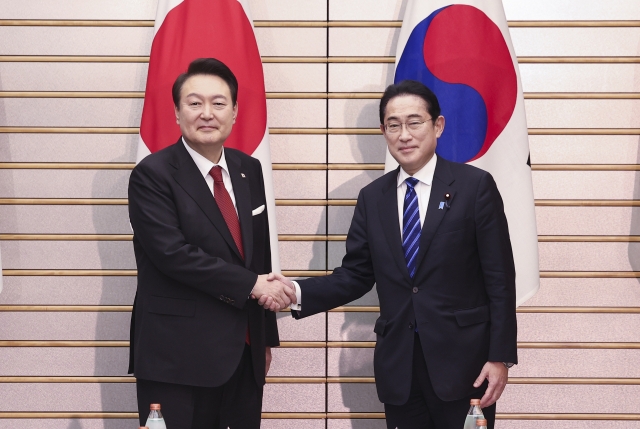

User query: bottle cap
[476,419,488,426]
[470,399,481,406]
[150,404,161,410]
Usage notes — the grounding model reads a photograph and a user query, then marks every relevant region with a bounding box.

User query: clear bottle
[463,399,484,429]
[476,418,488,429]
[145,404,167,429]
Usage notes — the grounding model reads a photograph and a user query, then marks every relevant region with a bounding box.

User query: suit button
[412,287,418,294]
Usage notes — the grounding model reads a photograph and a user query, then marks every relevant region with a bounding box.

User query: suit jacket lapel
[378,167,412,283]
[414,158,455,271]
[171,142,244,261]
[226,150,254,269]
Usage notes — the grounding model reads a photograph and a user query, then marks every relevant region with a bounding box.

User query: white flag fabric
[386,0,539,305]
[137,0,279,271]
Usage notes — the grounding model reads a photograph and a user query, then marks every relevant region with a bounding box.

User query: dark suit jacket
[128,139,279,388]
[294,157,517,404]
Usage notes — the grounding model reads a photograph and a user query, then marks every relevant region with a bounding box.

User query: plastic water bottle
[476,418,488,429]
[145,404,167,429]
[463,399,484,429]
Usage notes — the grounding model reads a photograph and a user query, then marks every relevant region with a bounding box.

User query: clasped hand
[251,273,296,312]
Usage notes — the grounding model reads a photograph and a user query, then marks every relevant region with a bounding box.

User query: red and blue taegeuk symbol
[395,4,517,163]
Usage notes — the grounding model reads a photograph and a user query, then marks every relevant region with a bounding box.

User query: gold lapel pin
[241,173,246,178]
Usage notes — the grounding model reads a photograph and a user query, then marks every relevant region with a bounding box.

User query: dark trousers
[136,344,263,429]
[385,334,496,429]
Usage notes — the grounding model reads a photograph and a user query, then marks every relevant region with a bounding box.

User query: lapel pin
[438,201,445,210]
[241,173,246,178]
[444,193,451,209]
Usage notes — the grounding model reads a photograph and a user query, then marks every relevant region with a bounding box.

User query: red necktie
[210,166,250,344]
[210,166,244,260]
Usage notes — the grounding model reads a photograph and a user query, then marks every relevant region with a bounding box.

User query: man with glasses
[269,80,517,428]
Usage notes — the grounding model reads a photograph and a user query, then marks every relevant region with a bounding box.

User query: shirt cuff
[289,280,302,311]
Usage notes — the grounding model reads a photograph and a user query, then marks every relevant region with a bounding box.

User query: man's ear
[435,116,445,138]
[174,105,180,124]
[232,102,238,124]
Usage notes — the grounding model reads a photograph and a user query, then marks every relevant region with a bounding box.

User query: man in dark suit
[271,80,517,428]
[128,58,294,429]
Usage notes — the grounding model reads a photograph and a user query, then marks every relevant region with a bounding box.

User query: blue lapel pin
[438,201,445,210]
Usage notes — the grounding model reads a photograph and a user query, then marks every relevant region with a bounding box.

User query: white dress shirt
[396,154,437,236]
[182,138,238,215]
[289,155,439,311]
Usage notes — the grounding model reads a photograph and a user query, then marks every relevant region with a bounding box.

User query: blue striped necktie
[403,177,421,278]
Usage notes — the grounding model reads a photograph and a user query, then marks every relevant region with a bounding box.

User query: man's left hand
[474,361,508,408]
[265,347,272,376]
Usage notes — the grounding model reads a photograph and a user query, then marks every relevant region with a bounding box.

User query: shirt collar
[397,154,438,188]
[182,137,230,179]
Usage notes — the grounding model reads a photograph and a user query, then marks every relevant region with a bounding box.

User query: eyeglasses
[384,118,433,134]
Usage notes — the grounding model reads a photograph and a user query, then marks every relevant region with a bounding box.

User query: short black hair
[379,80,441,124]
[172,58,238,109]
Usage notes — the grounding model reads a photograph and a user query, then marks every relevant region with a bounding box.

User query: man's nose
[399,123,412,140]
[201,104,214,119]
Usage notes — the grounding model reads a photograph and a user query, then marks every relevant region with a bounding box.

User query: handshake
[250,273,297,312]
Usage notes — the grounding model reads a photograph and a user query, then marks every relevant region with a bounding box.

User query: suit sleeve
[128,160,257,309]
[474,172,518,364]
[294,189,376,318]
[254,161,280,347]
